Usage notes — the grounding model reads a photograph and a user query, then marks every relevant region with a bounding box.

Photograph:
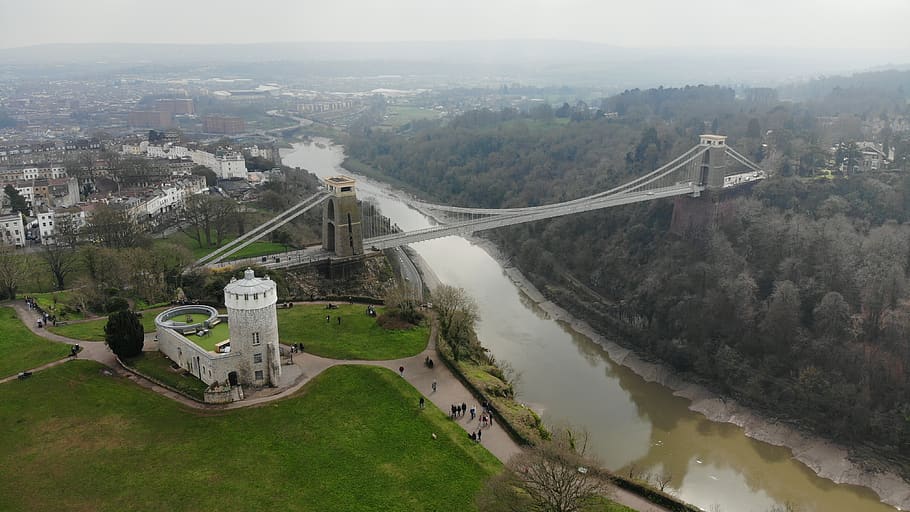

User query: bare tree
[0,246,27,299]
[654,470,673,492]
[477,427,610,512]
[40,243,78,290]
[87,204,144,249]
[384,279,421,323]
[181,194,237,248]
[432,284,479,360]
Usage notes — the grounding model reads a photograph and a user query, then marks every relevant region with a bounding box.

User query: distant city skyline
[1,0,908,52]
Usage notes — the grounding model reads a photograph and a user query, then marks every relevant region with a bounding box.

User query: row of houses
[0,174,207,247]
[122,142,248,180]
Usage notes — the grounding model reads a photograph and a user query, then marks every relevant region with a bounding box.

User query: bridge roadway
[363,181,702,250]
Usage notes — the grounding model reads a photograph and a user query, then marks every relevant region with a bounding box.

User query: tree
[86,204,145,249]
[3,185,28,215]
[0,246,26,299]
[384,280,421,324]
[40,243,78,290]
[432,285,479,360]
[476,427,609,512]
[104,310,144,358]
[191,165,217,186]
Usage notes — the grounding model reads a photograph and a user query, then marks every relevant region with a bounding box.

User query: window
[253,353,262,364]
[244,294,249,300]
[252,332,260,345]
[254,370,264,380]
[253,293,258,300]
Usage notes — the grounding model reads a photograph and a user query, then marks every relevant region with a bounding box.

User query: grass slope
[126,351,208,400]
[0,362,500,512]
[0,307,71,378]
[161,230,289,260]
[278,304,428,360]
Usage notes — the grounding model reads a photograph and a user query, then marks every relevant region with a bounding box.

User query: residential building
[0,212,25,247]
[128,111,175,130]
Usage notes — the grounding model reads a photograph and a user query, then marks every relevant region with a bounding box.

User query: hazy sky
[1,0,908,50]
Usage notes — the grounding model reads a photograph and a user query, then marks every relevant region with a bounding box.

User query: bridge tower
[698,134,727,191]
[322,176,363,257]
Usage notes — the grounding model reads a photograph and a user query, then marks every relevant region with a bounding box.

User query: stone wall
[156,326,240,386]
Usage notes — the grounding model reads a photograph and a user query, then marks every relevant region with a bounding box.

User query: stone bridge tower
[698,134,727,191]
[322,176,363,257]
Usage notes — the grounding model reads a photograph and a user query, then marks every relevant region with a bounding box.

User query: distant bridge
[196,134,764,270]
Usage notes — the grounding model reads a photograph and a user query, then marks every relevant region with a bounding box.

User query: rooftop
[224,268,276,295]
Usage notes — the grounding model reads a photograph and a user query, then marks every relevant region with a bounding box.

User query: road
[394,246,423,301]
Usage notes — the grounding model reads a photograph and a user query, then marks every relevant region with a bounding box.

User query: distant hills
[1,40,908,88]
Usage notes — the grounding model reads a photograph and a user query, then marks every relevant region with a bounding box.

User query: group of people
[289,343,304,353]
[24,297,58,328]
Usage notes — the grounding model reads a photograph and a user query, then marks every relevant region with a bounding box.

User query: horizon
[1,0,908,51]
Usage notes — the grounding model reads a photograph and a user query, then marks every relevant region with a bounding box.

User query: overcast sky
[1,0,908,51]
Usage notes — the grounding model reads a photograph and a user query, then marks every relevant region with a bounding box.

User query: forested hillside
[345,85,910,464]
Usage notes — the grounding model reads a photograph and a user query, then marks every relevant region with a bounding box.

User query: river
[282,139,898,512]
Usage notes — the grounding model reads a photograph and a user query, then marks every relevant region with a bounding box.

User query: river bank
[467,238,910,511]
[285,138,904,511]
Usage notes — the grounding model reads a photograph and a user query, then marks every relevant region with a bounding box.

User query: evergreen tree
[104,310,144,358]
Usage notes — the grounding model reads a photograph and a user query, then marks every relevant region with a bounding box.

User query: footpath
[4,300,669,512]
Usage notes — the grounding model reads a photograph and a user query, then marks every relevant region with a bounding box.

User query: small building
[155,269,282,395]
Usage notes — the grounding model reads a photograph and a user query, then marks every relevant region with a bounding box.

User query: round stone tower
[224,268,281,387]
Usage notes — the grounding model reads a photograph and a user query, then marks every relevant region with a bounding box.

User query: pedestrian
[461,402,466,416]
[477,429,482,441]
[489,410,494,425]
[470,432,476,442]
[419,397,425,409]
[451,404,457,418]
[431,379,437,393]
[470,406,476,420]
[399,366,404,377]
[337,316,341,325]
[326,315,330,323]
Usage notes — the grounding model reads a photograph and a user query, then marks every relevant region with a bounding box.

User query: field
[0,307,71,378]
[0,362,501,512]
[49,307,170,342]
[379,105,443,130]
[277,304,428,360]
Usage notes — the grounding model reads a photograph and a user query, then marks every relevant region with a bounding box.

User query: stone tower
[322,175,363,257]
[698,134,727,191]
[224,268,281,387]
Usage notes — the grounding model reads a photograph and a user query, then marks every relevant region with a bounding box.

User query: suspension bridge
[194,135,765,271]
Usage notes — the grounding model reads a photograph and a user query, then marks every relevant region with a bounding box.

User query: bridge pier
[698,134,727,191]
[322,176,364,257]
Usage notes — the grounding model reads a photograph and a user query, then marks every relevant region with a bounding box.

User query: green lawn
[125,351,208,400]
[19,290,86,320]
[0,362,500,512]
[184,322,231,352]
[278,304,428,360]
[161,231,290,261]
[49,307,170,342]
[0,307,71,378]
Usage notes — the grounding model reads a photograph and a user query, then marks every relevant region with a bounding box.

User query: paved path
[3,300,668,512]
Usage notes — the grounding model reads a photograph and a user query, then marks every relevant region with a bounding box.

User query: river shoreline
[465,237,910,511]
[288,137,908,510]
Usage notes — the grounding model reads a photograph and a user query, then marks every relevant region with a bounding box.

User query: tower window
[253,353,262,364]
[244,294,249,300]
[255,370,264,380]
[252,332,260,345]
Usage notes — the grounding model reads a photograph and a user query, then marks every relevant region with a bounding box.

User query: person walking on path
[461,402,466,416]
[477,429,482,442]
[470,405,476,420]
[399,366,404,377]
[419,397,425,409]
[431,379,437,393]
